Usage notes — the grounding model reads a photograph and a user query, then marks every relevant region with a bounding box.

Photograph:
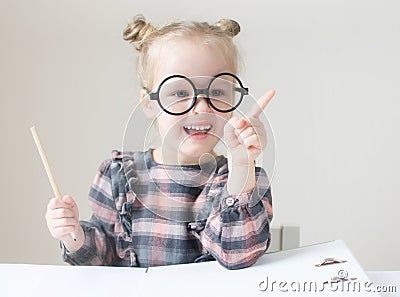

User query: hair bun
[212,19,240,37]
[123,15,155,51]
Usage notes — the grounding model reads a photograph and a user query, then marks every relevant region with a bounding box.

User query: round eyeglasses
[144,72,249,116]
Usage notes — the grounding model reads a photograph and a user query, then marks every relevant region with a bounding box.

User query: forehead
[150,38,235,86]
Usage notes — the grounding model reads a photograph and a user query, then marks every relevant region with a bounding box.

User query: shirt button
[226,197,235,206]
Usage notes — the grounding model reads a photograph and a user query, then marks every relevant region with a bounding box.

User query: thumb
[62,195,78,213]
[224,117,242,145]
[62,195,75,205]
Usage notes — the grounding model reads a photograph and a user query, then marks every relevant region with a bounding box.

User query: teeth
[184,125,211,131]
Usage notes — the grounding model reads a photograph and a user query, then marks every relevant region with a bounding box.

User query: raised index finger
[247,90,276,118]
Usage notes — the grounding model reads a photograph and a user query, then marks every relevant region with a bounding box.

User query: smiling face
[142,38,236,165]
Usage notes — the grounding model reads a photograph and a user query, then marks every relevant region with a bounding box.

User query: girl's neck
[151,147,218,166]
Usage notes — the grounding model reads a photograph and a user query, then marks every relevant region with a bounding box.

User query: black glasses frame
[145,72,249,116]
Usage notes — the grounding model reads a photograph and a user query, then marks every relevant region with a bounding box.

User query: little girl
[45,15,274,270]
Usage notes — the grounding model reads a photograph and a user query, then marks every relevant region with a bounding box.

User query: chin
[178,143,216,162]
[181,146,212,158]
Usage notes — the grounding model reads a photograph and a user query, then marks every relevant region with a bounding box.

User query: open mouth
[183,124,212,136]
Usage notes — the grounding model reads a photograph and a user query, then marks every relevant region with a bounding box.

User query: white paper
[0,240,382,296]
[141,240,381,296]
[0,264,147,297]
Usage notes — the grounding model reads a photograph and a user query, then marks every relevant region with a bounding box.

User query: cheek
[214,112,232,136]
[156,116,182,138]
[218,112,232,125]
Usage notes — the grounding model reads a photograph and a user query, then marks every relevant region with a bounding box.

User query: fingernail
[234,118,242,126]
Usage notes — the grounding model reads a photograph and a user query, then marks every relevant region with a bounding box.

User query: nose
[192,94,212,113]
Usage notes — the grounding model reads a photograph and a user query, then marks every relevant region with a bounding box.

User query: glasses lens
[159,77,195,114]
[208,74,244,112]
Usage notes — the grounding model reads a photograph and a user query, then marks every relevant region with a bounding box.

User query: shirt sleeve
[198,165,273,270]
[62,158,123,266]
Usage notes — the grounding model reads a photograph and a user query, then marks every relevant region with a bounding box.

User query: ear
[140,89,157,119]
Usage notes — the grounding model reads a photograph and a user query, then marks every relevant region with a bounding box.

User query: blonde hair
[123,15,241,90]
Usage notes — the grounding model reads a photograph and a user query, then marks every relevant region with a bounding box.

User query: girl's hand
[45,195,84,251]
[224,90,275,166]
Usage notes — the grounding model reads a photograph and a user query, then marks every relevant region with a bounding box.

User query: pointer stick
[30,126,77,241]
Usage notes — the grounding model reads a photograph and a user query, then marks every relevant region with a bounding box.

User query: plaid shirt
[62,149,273,269]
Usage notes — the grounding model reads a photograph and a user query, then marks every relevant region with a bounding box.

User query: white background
[0,0,399,270]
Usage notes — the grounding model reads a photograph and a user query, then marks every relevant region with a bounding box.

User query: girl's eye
[173,90,190,97]
[210,89,223,97]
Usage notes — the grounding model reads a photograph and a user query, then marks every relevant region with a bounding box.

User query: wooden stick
[30,126,76,241]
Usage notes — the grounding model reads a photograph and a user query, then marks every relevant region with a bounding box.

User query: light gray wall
[0,0,399,270]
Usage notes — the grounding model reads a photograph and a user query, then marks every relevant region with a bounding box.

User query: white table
[0,240,389,296]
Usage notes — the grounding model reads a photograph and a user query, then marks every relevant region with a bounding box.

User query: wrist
[230,161,255,167]
[63,224,85,252]
[227,162,256,195]
[228,159,255,171]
